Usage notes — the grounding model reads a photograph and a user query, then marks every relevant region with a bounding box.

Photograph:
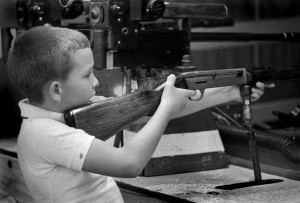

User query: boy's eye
[86,70,93,78]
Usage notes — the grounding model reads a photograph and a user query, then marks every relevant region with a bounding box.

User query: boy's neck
[31,100,65,113]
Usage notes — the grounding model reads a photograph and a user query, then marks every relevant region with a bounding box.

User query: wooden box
[124,109,229,177]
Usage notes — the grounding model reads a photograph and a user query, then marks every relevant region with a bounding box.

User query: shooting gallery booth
[1,0,300,202]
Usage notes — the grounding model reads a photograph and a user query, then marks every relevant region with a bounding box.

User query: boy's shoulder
[21,117,83,138]
[24,116,67,129]
[18,99,92,140]
[18,117,93,161]
[18,99,73,132]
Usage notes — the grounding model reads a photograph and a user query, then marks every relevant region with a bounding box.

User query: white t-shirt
[17,99,124,203]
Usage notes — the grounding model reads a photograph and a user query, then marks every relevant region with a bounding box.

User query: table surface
[115,165,300,203]
[1,138,300,203]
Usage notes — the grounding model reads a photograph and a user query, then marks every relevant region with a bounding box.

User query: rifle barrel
[247,66,300,85]
[191,32,300,42]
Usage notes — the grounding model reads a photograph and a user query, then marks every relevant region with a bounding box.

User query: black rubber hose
[216,123,300,163]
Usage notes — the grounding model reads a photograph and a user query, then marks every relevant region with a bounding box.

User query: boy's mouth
[92,88,96,95]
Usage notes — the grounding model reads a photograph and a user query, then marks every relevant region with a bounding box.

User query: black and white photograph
[0,0,300,202]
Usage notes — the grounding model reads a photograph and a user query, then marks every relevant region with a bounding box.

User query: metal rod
[241,85,262,181]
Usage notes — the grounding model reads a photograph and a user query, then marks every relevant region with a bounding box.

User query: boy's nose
[92,73,99,88]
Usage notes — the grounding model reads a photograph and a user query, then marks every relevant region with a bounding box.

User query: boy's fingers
[188,90,202,101]
[251,88,263,96]
[265,83,275,88]
[165,74,176,86]
[162,74,202,101]
[255,82,265,90]
[256,82,275,89]
[155,74,176,91]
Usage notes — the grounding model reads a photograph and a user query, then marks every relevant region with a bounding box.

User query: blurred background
[1,0,300,137]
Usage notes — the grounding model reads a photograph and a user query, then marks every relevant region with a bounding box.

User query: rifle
[64,67,300,141]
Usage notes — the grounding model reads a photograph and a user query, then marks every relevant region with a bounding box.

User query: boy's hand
[160,74,199,118]
[250,82,275,102]
[232,82,275,103]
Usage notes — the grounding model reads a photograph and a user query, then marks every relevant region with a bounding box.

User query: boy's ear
[48,81,63,103]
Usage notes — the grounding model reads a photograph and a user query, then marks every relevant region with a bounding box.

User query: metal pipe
[217,123,300,163]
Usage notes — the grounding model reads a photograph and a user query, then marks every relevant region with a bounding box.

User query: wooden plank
[142,152,228,177]
[124,129,228,176]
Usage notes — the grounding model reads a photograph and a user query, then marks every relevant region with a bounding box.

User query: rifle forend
[64,67,300,140]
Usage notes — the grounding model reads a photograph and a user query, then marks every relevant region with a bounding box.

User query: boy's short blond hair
[8,26,90,104]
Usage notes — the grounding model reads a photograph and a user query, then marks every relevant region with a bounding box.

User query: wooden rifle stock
[64,90,162,141]
[64,67,300,140]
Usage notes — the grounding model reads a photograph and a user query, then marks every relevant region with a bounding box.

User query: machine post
[241,85,262,181]
[216,85,283,190]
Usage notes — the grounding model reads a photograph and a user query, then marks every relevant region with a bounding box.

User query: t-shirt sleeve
[68,130,95,171]
[36,119,95,171]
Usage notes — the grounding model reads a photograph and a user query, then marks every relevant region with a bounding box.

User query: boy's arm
[173,82,274,118]
[82,102,170,177]
[82,75,196,178]
[81,78,272,177]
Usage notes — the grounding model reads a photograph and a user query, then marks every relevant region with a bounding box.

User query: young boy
[7,26,271,203]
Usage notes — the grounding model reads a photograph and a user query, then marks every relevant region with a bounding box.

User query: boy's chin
[67,100,92,110]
